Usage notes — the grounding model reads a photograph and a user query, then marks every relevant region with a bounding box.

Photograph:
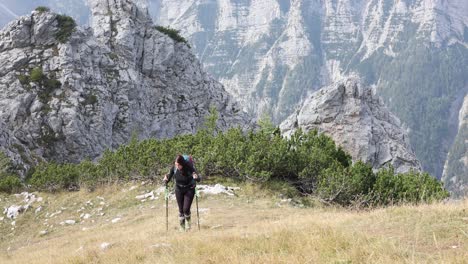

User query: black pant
[175,186,195,217]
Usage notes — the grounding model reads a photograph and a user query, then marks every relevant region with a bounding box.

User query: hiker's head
[175,155,185,170]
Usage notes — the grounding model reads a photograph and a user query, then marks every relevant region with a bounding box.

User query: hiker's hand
[193,173,198,179]
[163,175,168,183]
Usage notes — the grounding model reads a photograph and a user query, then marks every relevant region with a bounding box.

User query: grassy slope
[0,181,466,264]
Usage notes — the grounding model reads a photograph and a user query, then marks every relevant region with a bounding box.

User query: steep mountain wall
[0,0,466,193]
[0,0,250,173]
[442,94,468,197]
[152,0,467,192]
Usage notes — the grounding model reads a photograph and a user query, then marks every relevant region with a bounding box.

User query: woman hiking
[163,154,200,231]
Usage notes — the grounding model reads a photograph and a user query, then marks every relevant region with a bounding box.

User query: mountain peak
[280,76,422,173]
[88,0,151,46]
[0,2,251,173]
[0,9,67,51]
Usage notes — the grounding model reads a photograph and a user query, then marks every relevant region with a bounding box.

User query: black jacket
[167,164,200,188]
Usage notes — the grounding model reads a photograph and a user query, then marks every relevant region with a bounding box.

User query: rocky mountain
[442,94,468,197]
[280,76,421,173]
[0,0,250,174]
[150,0,467,193]
[0,0,466,194]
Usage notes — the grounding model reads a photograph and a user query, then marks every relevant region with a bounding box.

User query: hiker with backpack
[163,154,200,231]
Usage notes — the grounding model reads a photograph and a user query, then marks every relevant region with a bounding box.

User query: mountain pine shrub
[35,6,50,13]
[25,112,449,205]
[0,152,23,193]
[155,26,189,45]
[316,161,375,206]
[0,174,22,193]
[30,67,44,82]
[29,163,79,192]
[371,167,449,205]
[55,14,76,43]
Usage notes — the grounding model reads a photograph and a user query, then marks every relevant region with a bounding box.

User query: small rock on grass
[100,242,112,250]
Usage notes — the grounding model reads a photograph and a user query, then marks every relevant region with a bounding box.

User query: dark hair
[175,155,186,167]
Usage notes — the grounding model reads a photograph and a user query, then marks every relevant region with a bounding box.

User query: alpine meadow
[0,0,467,263]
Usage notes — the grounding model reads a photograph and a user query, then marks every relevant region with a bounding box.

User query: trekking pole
[195,186,200,231]
[165,182,169,232]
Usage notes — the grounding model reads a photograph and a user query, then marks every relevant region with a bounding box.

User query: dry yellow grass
[0,183,466,264]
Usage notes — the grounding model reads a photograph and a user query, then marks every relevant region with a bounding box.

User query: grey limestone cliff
[152,0,467,183]
[0,0,251,173]
[442,94,468,197]
[280,77,421,173]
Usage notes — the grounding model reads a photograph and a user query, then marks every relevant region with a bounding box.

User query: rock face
[0,0,465,182]
[0,0,251,173]
[442,94,468,197]
[153,0,467,119]
[152,0,467,180]
[0,121,40,173]
[280,76,421,173]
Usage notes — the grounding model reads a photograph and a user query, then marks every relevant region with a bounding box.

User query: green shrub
[348,161,377,194]
[155,26,189,45]
[315,164,346,203]
[19,68,61,95]
[26,67,62,103]
[25,111,449,207]
[29,163,79,192]
[77,160,101,191]
[371,167,449,205]
[0,175,23,193]
[55,15,76,43]
[44,78,62,90]
[36,78,61,103]
[35,6,50,13]
[0,151,13,175]
[18,74,30,86]
[287,129,352,193]
[0,152,23,193]
[30,67,44,82]
[82,94,98,106]
[316,161,376,205]
[108,53,118,60]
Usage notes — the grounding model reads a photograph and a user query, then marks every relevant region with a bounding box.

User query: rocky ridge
[280,76,421,173]
[154,0,467,120]
[0,0,250,173]
[153,0,467,191]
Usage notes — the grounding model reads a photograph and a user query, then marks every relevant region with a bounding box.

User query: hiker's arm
[164,167,175,183]
[190,165,200,182]
[193,172,200,182]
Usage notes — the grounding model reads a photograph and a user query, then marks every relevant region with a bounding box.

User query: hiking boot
[179,215,185,231]
[184,214,191,231]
